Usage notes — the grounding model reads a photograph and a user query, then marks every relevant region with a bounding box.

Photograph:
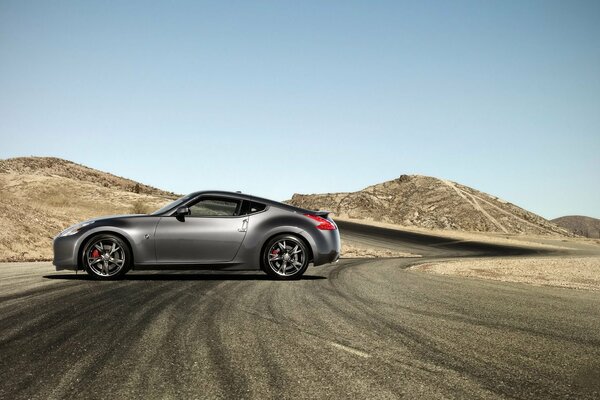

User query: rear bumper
[53,235,80,270]
[309,229,341,266]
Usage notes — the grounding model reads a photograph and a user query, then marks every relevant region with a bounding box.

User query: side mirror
[175,206,191,221]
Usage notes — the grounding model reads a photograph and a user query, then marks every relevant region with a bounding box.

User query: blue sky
[1,1,598,218]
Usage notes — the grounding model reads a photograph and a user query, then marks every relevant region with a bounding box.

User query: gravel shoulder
[341,242,421,258]
[411,256,600,291]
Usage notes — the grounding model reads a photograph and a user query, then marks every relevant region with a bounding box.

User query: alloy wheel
[85,238,126,277]
[267,239,306,277]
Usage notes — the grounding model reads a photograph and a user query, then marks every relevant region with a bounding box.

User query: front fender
[74,219,159,266]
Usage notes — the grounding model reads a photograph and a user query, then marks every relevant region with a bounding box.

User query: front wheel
[82,234,131,280]
[262,234,309,280]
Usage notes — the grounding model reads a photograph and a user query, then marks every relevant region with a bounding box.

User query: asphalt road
[1,222,599,399]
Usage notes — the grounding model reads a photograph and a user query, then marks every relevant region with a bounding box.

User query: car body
[53,191,340,279]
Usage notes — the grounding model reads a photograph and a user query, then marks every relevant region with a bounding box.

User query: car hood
[91,214,147,222]
[71,214,150,228]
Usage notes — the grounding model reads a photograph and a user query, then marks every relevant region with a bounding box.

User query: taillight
[304,214,337,230]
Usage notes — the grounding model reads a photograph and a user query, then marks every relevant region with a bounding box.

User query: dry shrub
[45,192,71,208]
[130,200,151,214]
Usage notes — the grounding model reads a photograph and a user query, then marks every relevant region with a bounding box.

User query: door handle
[238,219,248,232]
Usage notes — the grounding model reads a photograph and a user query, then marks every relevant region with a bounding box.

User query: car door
[154,196,248,264]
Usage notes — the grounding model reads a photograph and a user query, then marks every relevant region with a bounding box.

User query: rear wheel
[82,234,131,280]
[262,234,309,280]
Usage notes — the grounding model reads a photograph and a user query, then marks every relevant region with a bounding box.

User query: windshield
[151,194,195,215]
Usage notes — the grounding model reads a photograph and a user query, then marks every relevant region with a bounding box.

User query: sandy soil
[0,173,174,262]
[341,243,420,259]
[411,256,600,291]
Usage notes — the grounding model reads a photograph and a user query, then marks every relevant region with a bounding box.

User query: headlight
[59,221,95,237]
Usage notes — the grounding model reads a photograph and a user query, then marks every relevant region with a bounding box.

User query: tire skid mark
[326,259,600,399]
[327,262,526,396]
[243,274,399,398]
[54,287,190,398]
[177,282,235,399]
[204,281,252,398]
[1,279,223,399]
[0,280,159,345]
[349,262,600,347]
[2,258,600,399]
[280,267,473,397]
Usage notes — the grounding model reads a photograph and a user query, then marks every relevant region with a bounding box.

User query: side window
[240,200,267,215]
[249,201,266,214]
[189,198,240,217]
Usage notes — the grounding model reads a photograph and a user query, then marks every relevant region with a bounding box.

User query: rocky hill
[552,216,600,238]
[0,157,174,197]
[288,175,572,236]
[0,157,178,261]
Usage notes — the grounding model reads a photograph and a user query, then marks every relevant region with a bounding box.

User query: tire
[262,234,309,280]
[82,234,132,280]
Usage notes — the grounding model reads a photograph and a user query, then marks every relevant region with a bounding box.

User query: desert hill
[0,157,178,261]
[287,175,572,237]
[0,159,577,262]
[0,157,174,197]
[552,216,600,238]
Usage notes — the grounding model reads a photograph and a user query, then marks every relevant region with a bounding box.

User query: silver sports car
[53,191,341,280]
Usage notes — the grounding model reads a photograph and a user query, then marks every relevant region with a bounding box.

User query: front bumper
[53,235,80,270]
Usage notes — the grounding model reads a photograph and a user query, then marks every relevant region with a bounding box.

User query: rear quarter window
[242,201,267,215]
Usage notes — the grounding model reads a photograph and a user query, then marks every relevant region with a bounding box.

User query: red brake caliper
[91,249,101,259]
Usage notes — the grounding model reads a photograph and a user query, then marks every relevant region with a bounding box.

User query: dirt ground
[411,256,600,291]
[341,242,420,258]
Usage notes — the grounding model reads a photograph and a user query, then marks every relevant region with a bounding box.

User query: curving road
[1,222,599,399]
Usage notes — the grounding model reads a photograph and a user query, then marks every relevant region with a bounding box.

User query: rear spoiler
[311,210,333,219]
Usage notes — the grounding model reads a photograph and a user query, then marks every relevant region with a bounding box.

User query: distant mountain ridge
[552,216,600,238]
[287,175,572,236]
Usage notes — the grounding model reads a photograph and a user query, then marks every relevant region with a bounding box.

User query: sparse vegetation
[0,157,178,261]
[44,190,71,208]
[341,243,419,258]
[130,200,152,214]
[413,256,600,291]
[0,156,178,198]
